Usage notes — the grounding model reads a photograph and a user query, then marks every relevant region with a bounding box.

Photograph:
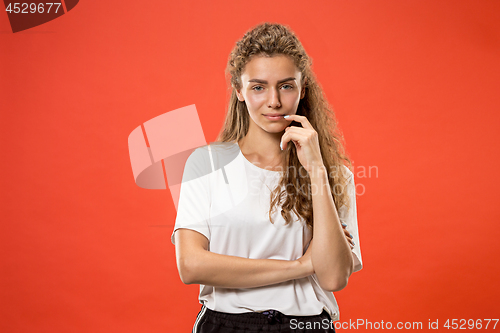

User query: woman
[171,22,362,333]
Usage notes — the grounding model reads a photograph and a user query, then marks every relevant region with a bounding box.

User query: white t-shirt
[171,142,362,321]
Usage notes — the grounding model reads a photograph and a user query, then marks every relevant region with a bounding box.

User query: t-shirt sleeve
[170,146,212,245]
[338,166,363,273]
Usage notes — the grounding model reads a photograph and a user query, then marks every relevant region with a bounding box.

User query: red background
[1,1,499,332]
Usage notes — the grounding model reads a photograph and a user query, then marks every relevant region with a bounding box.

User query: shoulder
[336,164,353,184]
[188,142,237,159]
[183,142,239,180]
[182,145,212,181]
[342,165,353,177]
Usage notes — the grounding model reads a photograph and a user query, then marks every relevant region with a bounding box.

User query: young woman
[171,22,362,333]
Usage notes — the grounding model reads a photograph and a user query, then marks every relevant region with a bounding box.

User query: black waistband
[202,306,331,325]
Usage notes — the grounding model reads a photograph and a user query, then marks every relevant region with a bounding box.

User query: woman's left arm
[281,114,355,292]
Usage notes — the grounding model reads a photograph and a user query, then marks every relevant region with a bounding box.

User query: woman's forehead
[241,55,301,82]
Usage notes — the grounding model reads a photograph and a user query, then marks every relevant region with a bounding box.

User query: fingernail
[349,233,353,238]
[283,115,290,118]
[353,241,356,245]
[280,142,283,150]
[341,222,347,227]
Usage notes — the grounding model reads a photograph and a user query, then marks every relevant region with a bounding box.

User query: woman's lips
[263,114,285,121]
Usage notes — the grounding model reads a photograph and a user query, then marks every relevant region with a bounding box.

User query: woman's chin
[264,127,286,134]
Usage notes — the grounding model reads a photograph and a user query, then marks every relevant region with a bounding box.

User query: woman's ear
[300,78,307,99]
[235,88,245,102]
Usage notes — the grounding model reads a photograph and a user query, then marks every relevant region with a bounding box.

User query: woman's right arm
[174,228,314,288]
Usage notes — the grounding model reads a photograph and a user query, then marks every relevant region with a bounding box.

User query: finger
[346,236,354,246]
[280,131,307,150]
[283,114,314,130]
[284,125,310,135]
[343,229,353,238]
[344,233,354,245]
[283,127,312,145]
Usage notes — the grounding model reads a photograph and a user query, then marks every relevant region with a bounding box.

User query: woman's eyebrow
[248,77,296,84]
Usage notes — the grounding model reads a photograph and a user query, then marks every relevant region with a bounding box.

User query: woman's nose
[267,88,281,108]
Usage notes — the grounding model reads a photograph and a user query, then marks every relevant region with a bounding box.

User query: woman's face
[236,54,305,134]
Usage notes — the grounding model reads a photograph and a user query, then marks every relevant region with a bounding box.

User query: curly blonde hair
[216,22,353,229]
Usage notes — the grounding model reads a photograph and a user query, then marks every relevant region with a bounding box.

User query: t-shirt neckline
[235,141,284,175]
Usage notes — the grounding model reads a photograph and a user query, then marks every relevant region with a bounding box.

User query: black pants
[192,304,336,333]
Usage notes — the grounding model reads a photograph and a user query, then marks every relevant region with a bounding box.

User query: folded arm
[174,228,314,288]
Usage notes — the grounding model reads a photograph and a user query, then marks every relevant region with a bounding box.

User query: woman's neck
[238,128,284,168]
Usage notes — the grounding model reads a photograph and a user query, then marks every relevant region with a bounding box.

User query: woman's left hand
[281,114,325,175]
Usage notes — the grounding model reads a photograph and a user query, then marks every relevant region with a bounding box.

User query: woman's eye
[281,84,293,90]
[252,86,263,91]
